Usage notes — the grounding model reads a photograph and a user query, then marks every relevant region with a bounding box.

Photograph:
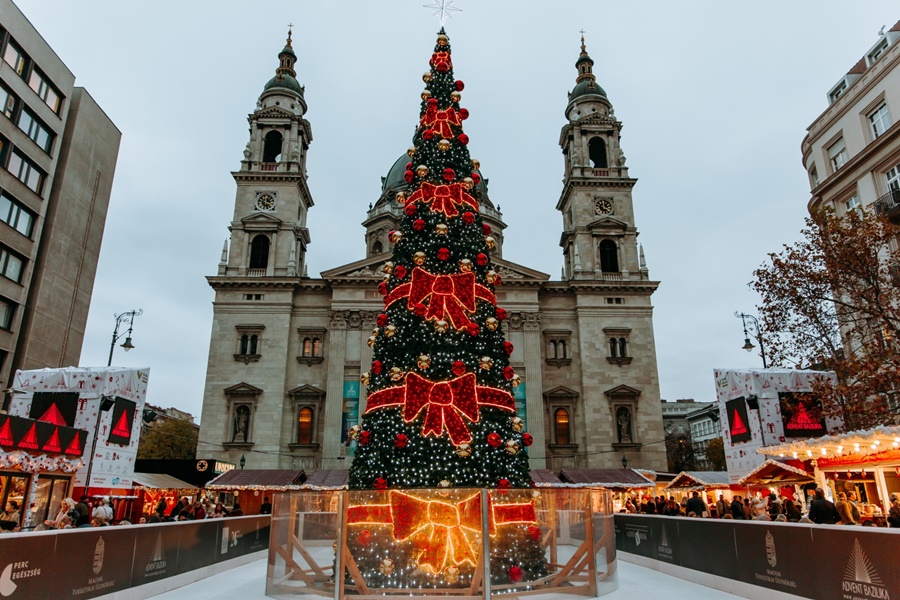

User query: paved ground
[155,557,742,600]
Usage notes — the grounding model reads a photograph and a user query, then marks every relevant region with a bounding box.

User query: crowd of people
[622,489,900,527]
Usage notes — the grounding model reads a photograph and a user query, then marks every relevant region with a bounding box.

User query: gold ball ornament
[459,258,473,272]
[505,440,520,455]
[486,270,498,284]
[435,223,449,236]
[511,374,522,388]
[407,146,417,158]
[360,372,371,386]
[437,34,449,46]
[434,320,450,333]
[423,71,433,83]
[349,425,362,440]
[379,559,395,576]
[416,165,429,177]
[511,417,525,432]
[396,191,406,205]
[445,566,460,584]
[479,356,493,370]
[456,443,472,458]
[462,177,474,190]
[450,91,461,102]
[389,366,404,381]
[485,236,496,249]
[417,354,432,369]
[413,251,427,265]
[372,328,381,337]
[438,139,451,151]
[382,273,391,282]
[485,317,499,331]
[389,230,403,244]
[471,158,480,170]
[382,261,394,274]
[421,90,432,101]
[367,335,377,348]
[384,324,397,338]
[438,479,451,488]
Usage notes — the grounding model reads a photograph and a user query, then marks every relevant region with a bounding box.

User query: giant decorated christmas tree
[346,29,546,589]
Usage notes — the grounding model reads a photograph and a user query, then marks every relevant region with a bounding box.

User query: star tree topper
[423,0,462,26]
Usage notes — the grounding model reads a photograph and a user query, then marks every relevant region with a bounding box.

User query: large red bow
[384,268,495,330]
[347,490,537,572]
[406,182,478,217]
[366,372,514,445]
[421,104,461,139]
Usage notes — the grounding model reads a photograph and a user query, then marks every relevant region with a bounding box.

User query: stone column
[523,313,547,468]
[322,311,348,469]
[358,311,376,415]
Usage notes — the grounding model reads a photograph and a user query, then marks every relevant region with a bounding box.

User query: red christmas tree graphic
[42,428,61,453]
[786,403,823,431]
[18,423,39,449]
[38,402,68,426]
[0,418,13,446]
[64,432,83,456]
[731,409,748,435]
[111,410,131,439]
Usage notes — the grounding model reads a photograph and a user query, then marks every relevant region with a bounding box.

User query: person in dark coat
[260,497,272,515]
[731,495,744,519]
[808,488,840,524]
[168,498,187,519]
[685,491,707,517]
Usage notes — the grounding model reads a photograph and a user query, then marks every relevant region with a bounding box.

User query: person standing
[686,491,708,517]
[260,496,272,515]
[0,501,20,527]
[836,492,857,525]
[731,495,744,519]
[716,495,728,519]
[808,488,840,525]
[848,492,862,524]
[888,494,900,528]
[92,497,114,524]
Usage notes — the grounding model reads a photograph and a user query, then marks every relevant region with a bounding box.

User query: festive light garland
[0,450,84,473]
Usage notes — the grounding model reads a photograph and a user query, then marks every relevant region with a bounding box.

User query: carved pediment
[241,212,283,227]
[491,257,550,282]
[224,382,263,397]
[544,386,580,400]
[253,106,295,119]
[287,384,325,398]
[604,384,641,399]
[587,216,628,231]
[322,254,387,280]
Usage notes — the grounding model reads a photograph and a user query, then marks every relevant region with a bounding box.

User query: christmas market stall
[131,471,198,521]
[204,468,306,515]
[759,424,900,524]
[559,468,655,512]
[735,460,815,513]
[665,471,741,512]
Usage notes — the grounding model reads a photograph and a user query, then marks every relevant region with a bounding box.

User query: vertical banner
[725,397,752,444]
[107,397,137,445]
[342,381,360,456]
[513,381,527,429]
[778,392,826,438]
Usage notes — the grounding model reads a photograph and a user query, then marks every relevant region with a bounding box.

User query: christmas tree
[345,29,546,589]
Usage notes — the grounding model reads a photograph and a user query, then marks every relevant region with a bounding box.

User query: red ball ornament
[393,265,407,280]
[413,303,427,317]
[394,434,409,449]
[498,478,511,489]
[504,366,515,380]
[496,307,508,320]
[452,360,466,376]
[482,224,492,235]
[462,212,475,224]
[404,203,418,216]
[471,172,481,184]
[494,274,502,286]
[443,168,455,181]
[359,431,372,445]
[377,282,388,296]
[508,566,523,583]
[376,313,388,327]
[503,341,514,355]
[437,247,450,261]
[458,108,469,120]
[487,433,502,448]
[458,134,469,146]
[437,61,449,72]
[404,170,414,182]
[427,97,438,106]
[466,323,480,336]
[523,433,534,447]
[455,80,465,91]
[406,162,413,170]
[358,530,372,545]
[476,253,488,266]
[413,218,426,231]
[373,477,388,490]
[423,129,435,140]
[371,360,383,375]
[526,525,541,541]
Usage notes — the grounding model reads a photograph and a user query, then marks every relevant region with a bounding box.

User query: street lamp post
[735,311,767,368]
[108,309,143,366]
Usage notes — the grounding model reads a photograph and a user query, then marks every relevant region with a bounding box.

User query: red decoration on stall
[405,182,477,218]
[365,372,515,445]
[384,268,497,330]
[38,403,68,426]
[0,419,13,447]
[18,423,38,450]
[487,433,503,448]
[64,432,83,456]
[42,429,61,453]
[421,103,460,138]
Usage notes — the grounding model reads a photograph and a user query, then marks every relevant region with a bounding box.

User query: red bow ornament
[384,268,495,331]
[421,103,461,139]
[406,182,478,218]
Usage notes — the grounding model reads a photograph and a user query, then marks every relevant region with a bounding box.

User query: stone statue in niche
[617,407,632,443]
[233,405,250,442]
[243,143,252,160]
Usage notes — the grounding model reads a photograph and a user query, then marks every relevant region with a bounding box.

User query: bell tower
[220,28,314,278]
[557,35,649,283]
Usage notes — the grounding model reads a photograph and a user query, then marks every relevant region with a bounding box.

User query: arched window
[618,338,627,357]
[589,137,607,168]
[558,340,567,359]
[312,338,322,356]
[263,130,283,162]
[372,241,383,255]
[555,408,570,445]
[240,335,249,355]
[599,240,618,273]
[249,235,270,269]
[549,340,557,359]
[609,338,618,357]
[249,335,258,355]
[297,407,313,444]
[302,338,312,356]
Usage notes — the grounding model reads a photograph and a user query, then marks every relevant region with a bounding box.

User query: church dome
[264,74,304,95]
[381,153,488,195]
[570,78,606,100]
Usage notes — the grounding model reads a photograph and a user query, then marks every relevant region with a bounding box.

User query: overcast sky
[15,1,900,420]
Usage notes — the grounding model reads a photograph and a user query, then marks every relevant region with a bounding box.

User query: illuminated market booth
[131,471,198,521]
[558,468,654,513]
[759,424,900,523]
[205,468,306,515]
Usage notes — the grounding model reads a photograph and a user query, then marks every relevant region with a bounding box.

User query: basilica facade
[197,33,667,473]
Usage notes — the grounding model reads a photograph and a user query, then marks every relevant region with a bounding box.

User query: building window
[27,70,61,114]
[371,240,383,255]
[829,80,847,104]
[0,84,15,119]
[297,407,314,444]
[297,327,326,365]
[599,239,619,272]
[544,330,572,367]
[17,109,53,153]
[554,408,570,445]
[605,328,633,366]
[234,325,264,363]
[2,41,25,75]
[263,130,283,163]
[868,38,889,65]
[249,235,269,270]
[588,137,607,168]
[828,138,848,172]
[0,246,23,283]
[6,151,43,194]
[869,103,892,139]
[845,195,862,218]
[0,192,34,237]
[0,297,15,330]
[887,163,900,193]
[809,166,819,188]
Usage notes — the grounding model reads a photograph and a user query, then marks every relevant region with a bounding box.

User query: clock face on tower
[256,193,276,211]
[594,198,613,215]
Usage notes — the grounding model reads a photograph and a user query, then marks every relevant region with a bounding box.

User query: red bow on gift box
[366,372,514,445]
[406,182,478,218]
[384,268,495,331]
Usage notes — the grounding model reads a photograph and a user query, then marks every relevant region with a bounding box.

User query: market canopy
[666,471,731,490]
[132,472,197,490]
[530,469,564,487]
[558,468,655,490]
[300,469,349,490]
[737,460,814,487]
[205,469,306,491]
[757,424,900,462]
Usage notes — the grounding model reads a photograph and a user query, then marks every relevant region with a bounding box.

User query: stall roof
[558,469,655,490]
[758,424,900,462]
[530,469,564,487]
[132,472,198,490]
[737,460,814,487]
[205,469,306,490]
[666,471,731,489]
[301,469,349,490]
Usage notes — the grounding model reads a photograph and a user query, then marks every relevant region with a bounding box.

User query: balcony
[601,272,623,281]
[246,268,267,277]
[874,189,900,223]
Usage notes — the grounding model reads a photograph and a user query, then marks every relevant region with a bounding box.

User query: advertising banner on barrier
[54,527,136,599]
[176,520,220,575]
[732,522,818,598]
[131,523,180,586]
[0,532,55,600]
[811,527,900,600]
[675,518,739,579]
[613,515,678,564]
